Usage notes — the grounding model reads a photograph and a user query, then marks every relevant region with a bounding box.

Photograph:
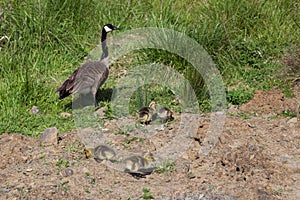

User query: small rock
[287,117,298,124]
[21,154,28,159]
[219,135,227,144]
[176,160,190,174]
[40,127,58,145]
[0,188,10,193]
[46,189,55,195]
[280,141,287,146]
[21,146,33,152]
[155,125,165,131]
[101,128,110,132]
[247,123,256,128]
[95,106,107,118]
[248,144,257,151]
[61,112,72,118]
[82,167,90,174]
[30,106,40,114]
[79,127,95,135]
[64,168,74,177]
[26,168,33,172]
[29,182,35,187]
[16,183,26,188]
[0,163,7,169]
[181,153,189,160]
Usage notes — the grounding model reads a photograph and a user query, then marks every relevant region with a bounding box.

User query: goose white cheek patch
[104,26,113,32]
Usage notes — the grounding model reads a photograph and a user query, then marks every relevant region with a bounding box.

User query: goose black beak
[113,26,120,30]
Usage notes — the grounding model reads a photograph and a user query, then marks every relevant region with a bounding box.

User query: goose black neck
[101,29,108,60]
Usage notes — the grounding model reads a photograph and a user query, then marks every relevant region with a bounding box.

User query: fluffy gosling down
[157,107,174,123]
[85,145,116,163]
[136,101,156,125]
[123,152,155,175]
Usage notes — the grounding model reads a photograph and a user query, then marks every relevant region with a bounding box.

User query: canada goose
[123,152,155,175]
[56,24,120,107]
[157,107,174,123]
[136,101,156,125]
[84,145,116,162]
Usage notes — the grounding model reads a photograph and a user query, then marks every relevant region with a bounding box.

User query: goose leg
[93,93,98,107]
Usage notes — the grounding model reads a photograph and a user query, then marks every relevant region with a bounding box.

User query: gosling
[123,152,155,175]
[157,107,174,123]
[136,101,156,125]
[84,145,116,163]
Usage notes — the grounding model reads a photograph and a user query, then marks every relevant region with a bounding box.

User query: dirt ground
[0,87,299,200]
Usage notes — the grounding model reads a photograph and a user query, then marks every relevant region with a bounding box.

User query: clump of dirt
[239,88,297,116]
[283,50,300,74]
[0,88,299,199]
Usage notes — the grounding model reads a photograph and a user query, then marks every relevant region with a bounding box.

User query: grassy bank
[0,0,299,135]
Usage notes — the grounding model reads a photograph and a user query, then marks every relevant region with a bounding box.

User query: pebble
[26,168,33,172]
[175,160,190,174]
[21,156,29,162]
[287,117,298,126]
[29,182,35,187]
[30,106,40,114]
[219,135,227,144]
[155,125,165,131]
[101,128,110,132]
[247,123,256,128]
[280,141,287,146]
[22,146,33,152]
[64,168,74,177]
[82,167,90,174]
[0,189,10,193]
[40,127,58,145]
[61,112,72,118]
[16,183,25,188]
[95,106,107,118]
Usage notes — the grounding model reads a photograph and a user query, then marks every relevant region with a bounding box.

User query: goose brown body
[56,24,119,107]
[57,62,109,100]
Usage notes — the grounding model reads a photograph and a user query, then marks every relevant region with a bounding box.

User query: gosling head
[103,24,120,33]
[148,101,156,111]
[143,152,155,162]
[84,148,93,158]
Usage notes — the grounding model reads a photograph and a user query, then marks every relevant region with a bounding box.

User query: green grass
[0,0,299,136]
[155,160,176,174]
[55,159,70,169]
[142,188,154,199]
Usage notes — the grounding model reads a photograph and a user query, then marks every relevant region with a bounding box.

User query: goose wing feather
[57,61,109,99]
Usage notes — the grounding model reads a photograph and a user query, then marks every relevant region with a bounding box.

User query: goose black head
[103,24,120,33]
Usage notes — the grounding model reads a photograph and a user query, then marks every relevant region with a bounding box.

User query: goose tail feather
[56,79,71,99]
